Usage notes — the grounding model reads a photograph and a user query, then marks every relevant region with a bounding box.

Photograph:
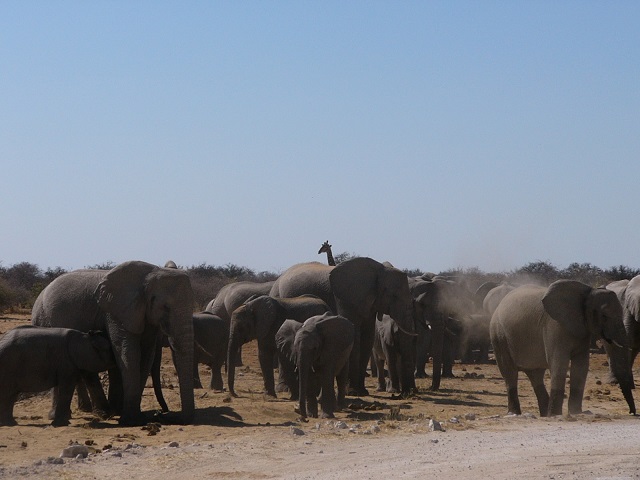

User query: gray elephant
[0,326,114,426]
[269,257,415,396]
[411,278,477,389]
[372,314,417,395]
[152,311,229,413]
[275,313,354,418]
[490,280,636,416]
[227,294,331,397]
[31,260,196,426]
[606,276,640,380]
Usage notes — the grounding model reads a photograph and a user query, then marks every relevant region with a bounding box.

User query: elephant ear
[330,257,381,315]
[541,280,592,338]
[624,276,640,321]
[96,261,157,335]
[276,319,303,363]
[247,296,280,341]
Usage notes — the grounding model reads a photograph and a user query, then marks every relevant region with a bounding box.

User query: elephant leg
[81,372,111,418]
[277,352,298,400]
[350,322,374,396]
[0,392,18,426]
[548,358,570,416]
[386,350,400,393]
[524,368,549,416]
[107,366,124,415]
[209,362,224,391]
[76,378,93,412]
[369,351,377,378]
[441,332,455,378]
[258,348,277,397]
[567,352,589,415]
[375,354,386,392]
[319,368,337,419]
[414,324,430,378]
[336,362,349,410]
[51,378,76,427]
[307,374,320,418]
[494,346,521,415]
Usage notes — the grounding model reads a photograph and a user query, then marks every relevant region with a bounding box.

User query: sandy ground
[1,313,639,479]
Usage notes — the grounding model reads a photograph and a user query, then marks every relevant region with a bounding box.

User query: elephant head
[69,330,115,373]
[542,279,635,414]
[329,257,414,336]
[227,295,280,396]
[411,278,476,390]
[96,261,195,424]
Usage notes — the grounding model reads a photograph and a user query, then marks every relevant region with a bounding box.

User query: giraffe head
[318,241,332,254]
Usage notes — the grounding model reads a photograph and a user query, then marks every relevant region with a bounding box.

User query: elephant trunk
[168,306,195,424]
[429,314,445,391]
[297,352,311,418]
[607,342,636,415]
[227,333,242,397]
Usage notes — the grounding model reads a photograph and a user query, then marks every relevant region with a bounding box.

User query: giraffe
[318,240,336,266]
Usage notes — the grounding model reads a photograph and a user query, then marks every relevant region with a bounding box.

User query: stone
[60,444,89,458]
[429,419,444,432]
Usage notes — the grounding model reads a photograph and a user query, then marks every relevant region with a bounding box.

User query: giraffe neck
[325,248,335,266]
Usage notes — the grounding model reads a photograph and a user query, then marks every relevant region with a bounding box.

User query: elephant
[411,278,477,389]
[227,294,331,398]
[372,314,417,395]
[269,257,415,396]
[457,313,492,364]
[152,311,229,413]
[275,313,354,418]
[482,283,516,317]
[606,276,640,383]
[490,280,636,417]
[206,280,276,322]
[31,260,196,426]
[0,326,114,426]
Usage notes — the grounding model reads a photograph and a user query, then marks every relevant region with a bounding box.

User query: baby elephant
[0,326,114,426]
[276,313,354,419]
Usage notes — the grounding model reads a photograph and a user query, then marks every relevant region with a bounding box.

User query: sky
[2,2,639,275]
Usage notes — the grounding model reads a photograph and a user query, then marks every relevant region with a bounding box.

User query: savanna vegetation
[1,256,638,314]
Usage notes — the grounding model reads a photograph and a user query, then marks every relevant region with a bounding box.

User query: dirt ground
[1,313,639,479]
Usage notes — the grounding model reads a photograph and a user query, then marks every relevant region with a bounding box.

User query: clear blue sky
[2,2,639,274]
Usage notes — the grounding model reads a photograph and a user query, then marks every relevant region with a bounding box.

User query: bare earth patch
[1,313,639,479]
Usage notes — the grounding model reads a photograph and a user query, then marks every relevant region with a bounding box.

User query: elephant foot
[0,417,17,427]
[264,391,278,398]
[289,392,299,401]
[347,386,369,397]
[194,381,203,389]
[604,373,619,385]
[414,371,429,379]
[92,408,112,420]
[275,383,290,393]
[376,386,385,392]
[51,417,71,427]
[118,412,148,427]
[441,372,455,379]
[321,412,335,419]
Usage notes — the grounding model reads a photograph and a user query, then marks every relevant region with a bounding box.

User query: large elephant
[606,276,640,382]
[490,280,636,417]
[32,261,196,426]
[0,326,114,426]
[275,313,354,418]
[411,278,477,390]
[269,257,415,396]
[227,294,331,397]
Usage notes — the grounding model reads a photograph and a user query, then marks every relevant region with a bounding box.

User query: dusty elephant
[32,261,196,426]
[270,257,415,396]
[410,278,476,389]
[227,294,331,397]
[490,280,636,416]
[0,326,114,426]
[457,313,492,364]
[275,313,354,418]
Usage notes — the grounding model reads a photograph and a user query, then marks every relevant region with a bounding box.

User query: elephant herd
[0,256,638,427]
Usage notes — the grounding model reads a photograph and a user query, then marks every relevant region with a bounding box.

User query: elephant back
[270,262,335,310]
[32,269,107,331]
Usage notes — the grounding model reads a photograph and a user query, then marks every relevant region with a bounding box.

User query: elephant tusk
[612,340,624,348]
